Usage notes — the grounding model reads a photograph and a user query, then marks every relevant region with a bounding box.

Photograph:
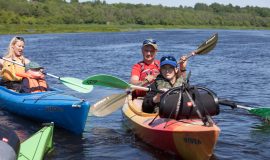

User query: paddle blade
[249,108,270,120]
[83,74,130,89]
[60,77,93,93]
[89,93,128,117]
[195,33,218,55]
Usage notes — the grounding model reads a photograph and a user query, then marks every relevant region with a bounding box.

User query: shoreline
[0,24,269,35]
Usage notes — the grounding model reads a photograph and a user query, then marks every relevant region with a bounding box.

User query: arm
[178,55,188,78]
[130,75,141,85]
[130,63,143,85]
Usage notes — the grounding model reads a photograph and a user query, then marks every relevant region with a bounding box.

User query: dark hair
[15,37,25,42]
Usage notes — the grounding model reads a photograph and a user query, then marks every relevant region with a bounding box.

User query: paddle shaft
[1,57,61,80]
[130,84,164,93]
[218,99,252,110]
[235,105,252,111]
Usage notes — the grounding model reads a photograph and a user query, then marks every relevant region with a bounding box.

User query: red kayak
[122,95,220,160]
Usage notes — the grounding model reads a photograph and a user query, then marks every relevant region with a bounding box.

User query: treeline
[0,0,269,27]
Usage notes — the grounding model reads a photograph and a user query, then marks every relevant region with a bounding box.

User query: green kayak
[18,123,54,160]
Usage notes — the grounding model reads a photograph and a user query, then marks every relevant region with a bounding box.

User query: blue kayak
[0,86,90,134]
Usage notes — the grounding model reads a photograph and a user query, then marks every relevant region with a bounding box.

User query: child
[16,62,48,93]
[142,55,187,113]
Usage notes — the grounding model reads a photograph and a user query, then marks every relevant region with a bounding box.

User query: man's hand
[144,74,156,84]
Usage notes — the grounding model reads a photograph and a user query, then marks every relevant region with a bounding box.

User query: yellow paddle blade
[89,93,128,117]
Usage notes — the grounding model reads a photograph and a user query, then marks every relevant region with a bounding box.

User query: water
[0,29,270,159]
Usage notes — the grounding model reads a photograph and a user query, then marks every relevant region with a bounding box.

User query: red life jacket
[137,60,160,83]
[134,60,160,97]
[16,72,48,93]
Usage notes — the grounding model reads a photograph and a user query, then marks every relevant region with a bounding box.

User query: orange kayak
[122,95,220,160]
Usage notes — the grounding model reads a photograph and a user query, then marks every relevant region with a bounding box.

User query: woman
[142,55,188,113]
[0,36,30,91]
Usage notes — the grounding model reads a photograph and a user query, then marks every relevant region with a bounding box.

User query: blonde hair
[4,36,26,62]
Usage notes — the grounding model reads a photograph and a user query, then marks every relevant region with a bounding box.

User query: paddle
[178,33,218,63]
[89,93,128,117]
[82,74,158,92]
[1,57,93,93]
[219,99,270,120]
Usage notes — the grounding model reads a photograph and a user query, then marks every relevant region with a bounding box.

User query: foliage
[0,0,269,28]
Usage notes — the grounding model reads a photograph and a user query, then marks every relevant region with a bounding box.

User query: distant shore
[0,24,269,35]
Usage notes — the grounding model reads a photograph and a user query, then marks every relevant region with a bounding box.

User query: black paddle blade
[196,33,218,55]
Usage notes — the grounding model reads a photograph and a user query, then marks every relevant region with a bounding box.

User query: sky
[79,0,270,8]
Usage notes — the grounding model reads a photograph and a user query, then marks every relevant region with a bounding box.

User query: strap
[15,72,28,78]
[138,61,145,73]
[175,86,183,119]
[192,86,214,126]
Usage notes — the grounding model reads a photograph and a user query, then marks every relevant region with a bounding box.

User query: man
[130,39,160,97]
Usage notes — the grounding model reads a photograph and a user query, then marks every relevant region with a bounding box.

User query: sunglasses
[143,39,157,45]
[143,49,156,54]
[15,37,25,42]
[160,56,176,63]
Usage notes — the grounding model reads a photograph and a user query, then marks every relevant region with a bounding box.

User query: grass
[0,24,269,35]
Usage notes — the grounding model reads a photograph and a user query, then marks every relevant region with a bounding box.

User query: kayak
[0,86,90,134]
[122,95,220,160]
[18,123,54,160]
[0,125,20,160]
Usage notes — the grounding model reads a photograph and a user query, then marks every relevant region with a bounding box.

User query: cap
[142,39,158,50]
[160,55,177,68]
[25,62,44,70]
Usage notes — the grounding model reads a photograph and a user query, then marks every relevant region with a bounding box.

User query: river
[0,29,270,159]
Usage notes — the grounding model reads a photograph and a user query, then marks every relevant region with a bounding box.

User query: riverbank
[0,24,269,35]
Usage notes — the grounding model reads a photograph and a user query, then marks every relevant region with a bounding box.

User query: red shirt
[131,60,160,97]
[131,60,160,82]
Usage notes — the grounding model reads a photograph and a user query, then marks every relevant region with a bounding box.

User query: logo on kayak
[184,137,201,145]
[46,106,64,112]
[85,80,98,85]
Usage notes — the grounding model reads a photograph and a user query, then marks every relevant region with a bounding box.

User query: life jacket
[138,60,160,83]
[1,59,25,82]
[133,60,160,98]
[16,71,48,93]
[155,75,184,90]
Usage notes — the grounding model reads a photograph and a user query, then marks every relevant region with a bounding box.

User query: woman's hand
[179,52,195,70]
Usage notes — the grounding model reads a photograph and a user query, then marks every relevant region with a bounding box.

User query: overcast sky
[79,0,270,8]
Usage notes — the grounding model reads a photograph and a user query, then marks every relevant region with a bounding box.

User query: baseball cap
[142,39,158,50]
[160,55,177,68]
[25,62,44,70]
